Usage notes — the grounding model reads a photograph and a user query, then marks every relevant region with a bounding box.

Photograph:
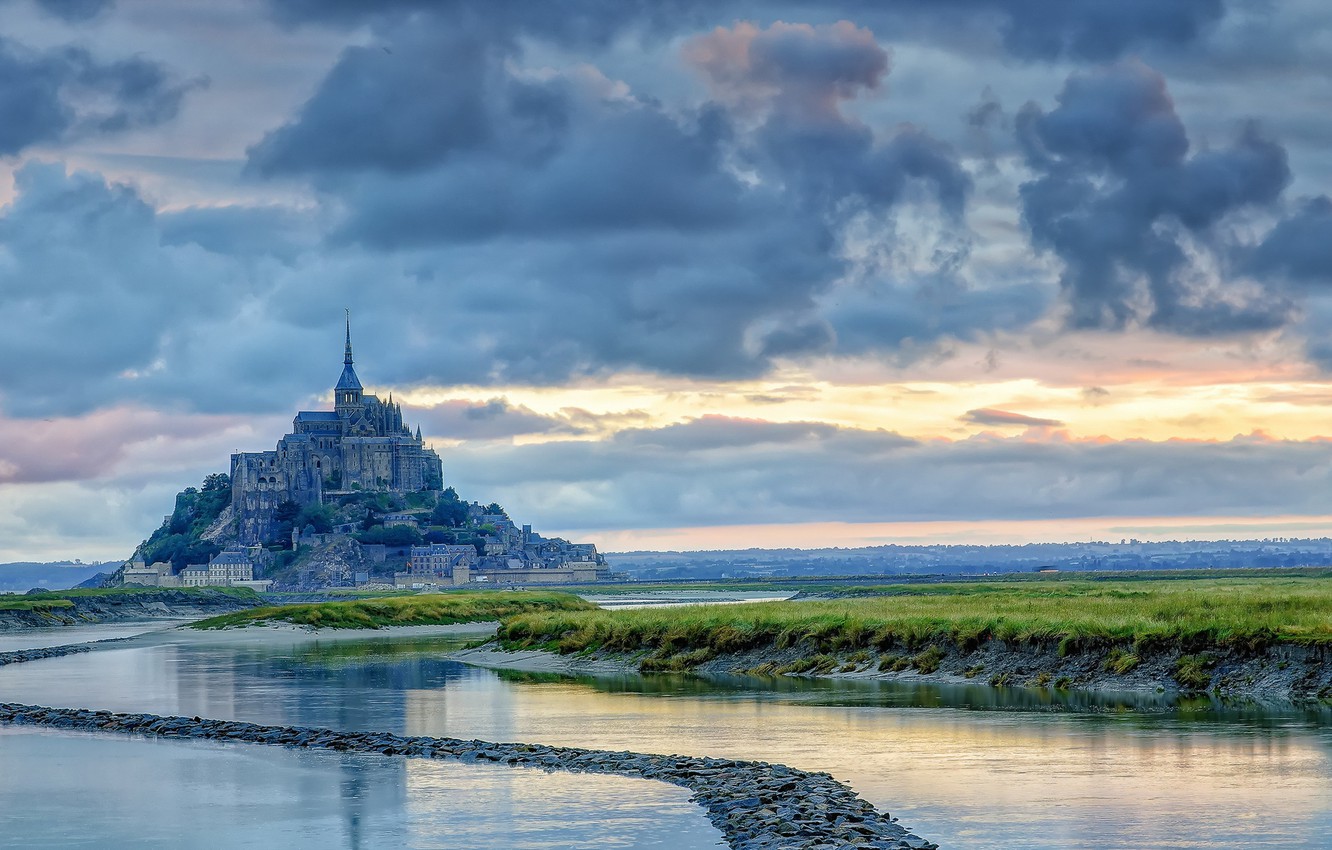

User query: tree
[355,525,423,547]
[431,487,468,528]
[202,473,230,492]
[485,502,506,517]
[296,503,335,534]
[424,528,456,544]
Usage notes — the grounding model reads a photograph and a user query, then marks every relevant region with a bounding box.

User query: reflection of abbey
[230,320,443,543]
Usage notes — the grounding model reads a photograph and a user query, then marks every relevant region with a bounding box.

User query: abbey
[230,320,443,543]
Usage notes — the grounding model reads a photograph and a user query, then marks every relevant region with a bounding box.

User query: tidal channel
[2,624,1330,849]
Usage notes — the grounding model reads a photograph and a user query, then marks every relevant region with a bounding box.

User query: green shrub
[1174,653,1217,690]
[1103,648,1141,675]
[912,645,945,674]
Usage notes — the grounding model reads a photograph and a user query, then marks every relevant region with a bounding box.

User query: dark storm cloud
[0,37,199,156]
[1018,60,1292,336]
[444,419,1332,530]
[241,18,1020,386]
[0,163,327,417]
[0,163,206,414]
[685,21,971,216]
[263,0,1226,62]
[249,26,745,242]
[950,0,1224,62]
[0,0,113,22]
[1248,196,1332,286]
[961,408,1064,428]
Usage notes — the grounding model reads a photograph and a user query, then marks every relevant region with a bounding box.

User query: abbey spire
[344,309,354,365]
[335,310,364,413]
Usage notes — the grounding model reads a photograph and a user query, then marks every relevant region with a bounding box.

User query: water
[2,627,1331,848]
[0,727,711,849]
[580,591,793,610]
[0,621,185,653]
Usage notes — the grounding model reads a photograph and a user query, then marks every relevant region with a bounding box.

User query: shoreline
[0,589,259,633]
[455,639,1332,702]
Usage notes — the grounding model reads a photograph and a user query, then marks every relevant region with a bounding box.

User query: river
[1,624,1330,848]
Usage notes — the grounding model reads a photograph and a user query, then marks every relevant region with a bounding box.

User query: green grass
[0,597,76,611]
[0,586,257,612]
[1103,647,1141,675]
[1174,653,1217,690]
[497,577,1332,669]
[190,591,595,630]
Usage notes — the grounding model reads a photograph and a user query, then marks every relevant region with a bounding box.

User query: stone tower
[334,311,365,418]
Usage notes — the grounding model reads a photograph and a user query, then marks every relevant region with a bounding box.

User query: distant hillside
[607,538,1332,580]
[0,562,111,593]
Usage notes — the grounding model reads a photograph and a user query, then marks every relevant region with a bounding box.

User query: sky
[5,0,1332,561]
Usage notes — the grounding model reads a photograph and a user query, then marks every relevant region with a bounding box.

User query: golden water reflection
[405,677,1332,849]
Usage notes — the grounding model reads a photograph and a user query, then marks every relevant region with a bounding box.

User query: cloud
[262,0,1227,62]
[410,398,657,441]
[158,204,319,262]
[0,37,200,156]
[413,398,575,441]
[441,418,1332,530]
[1249,195,1332,286]
[236,17,1027,386]
[951,0,1225,61]
[961,408,1064,428]
[0,408,248,484]
[1018,60,1292,336]
[0,0,113,22]
[0,162,343,418]
[0,480,177,561]
[684,20,889,119]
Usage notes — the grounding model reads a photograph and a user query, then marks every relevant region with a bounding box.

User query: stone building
[178,548,271,591]
[230,319,443,543]
[398,543,477,587]
[122,557,178,587]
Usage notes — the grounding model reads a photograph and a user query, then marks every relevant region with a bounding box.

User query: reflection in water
[0,621,182,653]
[0,727,714,849]
[2,629,1331,849]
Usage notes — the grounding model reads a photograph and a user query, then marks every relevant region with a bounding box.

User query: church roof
[296,411,340,422]
[335,363,362,391]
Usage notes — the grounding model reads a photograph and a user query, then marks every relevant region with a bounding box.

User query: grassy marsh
[0,586,257,612]
[497,577,1332,669]
[191,591,595,630]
